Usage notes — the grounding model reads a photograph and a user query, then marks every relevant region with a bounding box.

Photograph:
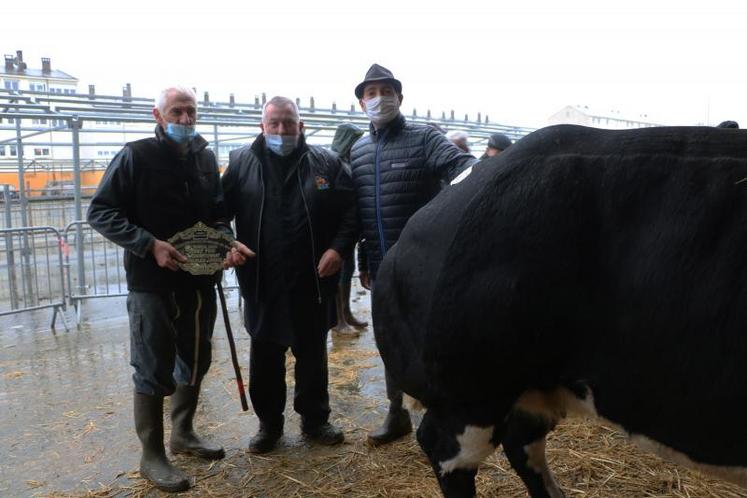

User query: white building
[2,50,78,95]
[548,105,664,129]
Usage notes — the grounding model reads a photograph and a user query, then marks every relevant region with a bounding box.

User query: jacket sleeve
[205,149,233,238]
[86,147,155,258]
[329,156,358,257]
[221,149,242,224]
[423,127,479,182]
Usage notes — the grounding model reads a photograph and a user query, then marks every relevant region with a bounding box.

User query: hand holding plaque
[167,222,235,276]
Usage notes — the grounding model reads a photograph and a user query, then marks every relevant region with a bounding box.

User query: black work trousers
[248,331,331,431]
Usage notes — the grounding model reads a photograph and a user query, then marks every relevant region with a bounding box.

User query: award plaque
[167,222,234,275]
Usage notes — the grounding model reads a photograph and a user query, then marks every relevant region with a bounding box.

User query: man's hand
[151,239,187,271]
[317,248,343,278]
[224,241,255,269]
[359,271,371,290]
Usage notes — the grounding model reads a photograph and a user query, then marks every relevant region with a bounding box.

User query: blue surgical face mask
[265,134,299,156]
[165,122,196,144]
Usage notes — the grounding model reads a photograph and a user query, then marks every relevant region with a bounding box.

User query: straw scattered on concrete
[39,339,747,498]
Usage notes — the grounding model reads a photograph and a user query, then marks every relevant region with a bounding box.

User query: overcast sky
[4,0,747,129]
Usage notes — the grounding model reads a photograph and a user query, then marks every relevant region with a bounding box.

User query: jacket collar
[369,113,406,142]
[155,125,209,154]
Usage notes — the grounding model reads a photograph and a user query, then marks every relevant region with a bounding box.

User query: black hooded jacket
[222,134,357,305]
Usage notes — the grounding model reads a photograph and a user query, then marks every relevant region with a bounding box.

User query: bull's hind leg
[502,410,565,498]
[416,409,501,498]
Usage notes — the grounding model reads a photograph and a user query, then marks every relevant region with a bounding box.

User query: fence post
[15,118,35,305]
[3,185,19,309]
[71,117,87,296]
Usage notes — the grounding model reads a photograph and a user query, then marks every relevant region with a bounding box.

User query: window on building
[10,145,17,156]
[0,146,5,156]
[4,80,20,90]
[30,83,47,92]
[34,148,50,156]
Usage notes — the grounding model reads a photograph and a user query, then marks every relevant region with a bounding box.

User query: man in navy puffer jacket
[350,64,478,446]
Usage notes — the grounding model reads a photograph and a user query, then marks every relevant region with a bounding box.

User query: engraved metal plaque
[167,222,234,275]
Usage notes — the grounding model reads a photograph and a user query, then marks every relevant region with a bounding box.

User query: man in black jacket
[87,86,252,493]
[222,96,357,454]
[350,64,478,446]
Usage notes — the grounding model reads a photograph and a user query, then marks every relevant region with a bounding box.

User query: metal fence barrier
[0,225,67,328]
[0,219,243,329]
[63,220,128,324]
[62,220,242,326]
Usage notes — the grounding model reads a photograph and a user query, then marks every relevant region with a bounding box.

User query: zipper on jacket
[374,134,387,259]
[255,155,265,303]
[295,153,323,304]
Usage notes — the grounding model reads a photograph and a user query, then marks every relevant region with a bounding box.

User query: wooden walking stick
[217,281,248,411]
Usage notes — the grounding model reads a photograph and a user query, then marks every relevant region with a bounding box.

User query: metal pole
[16,118,34,305]
[71,118,86,296]
[3,186,19,309]
[15,118,28,227]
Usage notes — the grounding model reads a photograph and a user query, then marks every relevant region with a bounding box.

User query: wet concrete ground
[0,284,387,497]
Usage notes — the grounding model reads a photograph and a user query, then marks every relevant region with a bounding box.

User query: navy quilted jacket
[350,114,478,277]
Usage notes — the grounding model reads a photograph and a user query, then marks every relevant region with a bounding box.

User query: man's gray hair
[154,86,197,112]
[446,130,469,142]
[262,96,300,122]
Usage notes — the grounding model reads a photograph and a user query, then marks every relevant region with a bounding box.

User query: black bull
[372,125,747,498]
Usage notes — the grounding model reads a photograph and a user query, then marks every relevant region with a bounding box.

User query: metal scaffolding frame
[0,88,535,323]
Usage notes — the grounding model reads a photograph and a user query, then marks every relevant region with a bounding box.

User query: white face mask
[364,95,400,126]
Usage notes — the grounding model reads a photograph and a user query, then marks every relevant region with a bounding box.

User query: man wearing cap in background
[350,63,478,446]
[481,132,513,159]
[330,123,368,334]
[717,120,739,129]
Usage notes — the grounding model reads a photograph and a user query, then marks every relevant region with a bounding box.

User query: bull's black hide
[373,124,747,498]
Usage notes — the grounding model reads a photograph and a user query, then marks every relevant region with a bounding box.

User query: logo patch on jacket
[315,175,330,190]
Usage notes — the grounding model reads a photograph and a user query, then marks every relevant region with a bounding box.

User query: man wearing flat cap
[481,132,513,159]
[350,63,478,446]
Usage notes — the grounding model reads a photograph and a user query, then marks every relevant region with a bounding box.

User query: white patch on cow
[512,386,598,425]
[525,437,565,498]
[439,425,496,476]
[403,394,426,412]
[630,434,747,488]
[449,166,472,185]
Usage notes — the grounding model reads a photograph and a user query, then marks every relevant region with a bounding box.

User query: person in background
[481,132,513,159]
[330,122,368,334]
[446,130,471,154]
[717,120,739,129]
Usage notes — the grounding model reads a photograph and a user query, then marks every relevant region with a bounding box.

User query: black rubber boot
[169,384,225,460]
[341,281,368,328]
[302,421,345,446]
[367,408,412,447]
[134,392,190,493]
[332,286,358,335]
[248,418,284,454]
